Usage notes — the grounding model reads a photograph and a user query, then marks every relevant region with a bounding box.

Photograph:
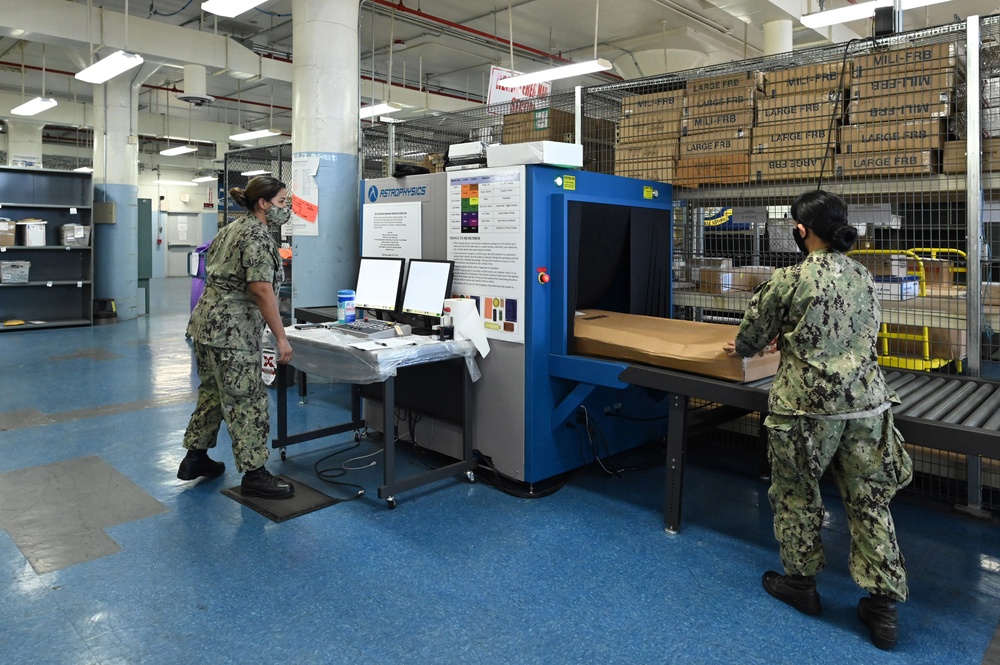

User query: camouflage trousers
[183,343,270,473]
[764,408,913,601]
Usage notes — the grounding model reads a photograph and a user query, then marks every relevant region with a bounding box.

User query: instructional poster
[361,201,422,259]
[290,154,320,236]
[446,166,525,343]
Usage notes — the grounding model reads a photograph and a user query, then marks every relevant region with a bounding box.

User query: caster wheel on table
[386,497,397,509]
[466,471,476,483]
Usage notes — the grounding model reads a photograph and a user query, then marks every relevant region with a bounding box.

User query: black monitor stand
[408,314,439,336]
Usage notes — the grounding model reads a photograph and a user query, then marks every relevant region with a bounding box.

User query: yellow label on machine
[562,175,576,191]
[643,186,654,199]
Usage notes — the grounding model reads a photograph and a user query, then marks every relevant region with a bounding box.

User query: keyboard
[334,319,412,340]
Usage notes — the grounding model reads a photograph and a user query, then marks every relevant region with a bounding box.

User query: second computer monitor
[353,257,406,314]
[401,259,454,318]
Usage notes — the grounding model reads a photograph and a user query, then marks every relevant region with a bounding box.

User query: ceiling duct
[176,64,216,106]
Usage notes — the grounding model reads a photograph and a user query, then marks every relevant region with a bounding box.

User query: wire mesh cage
[222,142,293,229]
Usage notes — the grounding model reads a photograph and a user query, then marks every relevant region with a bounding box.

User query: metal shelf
[0,245,91,251]
[0,280,91,288]
[0,318,91,332]
[0,203,92,210]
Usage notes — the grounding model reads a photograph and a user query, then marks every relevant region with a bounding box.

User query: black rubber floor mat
[221,475,342,522]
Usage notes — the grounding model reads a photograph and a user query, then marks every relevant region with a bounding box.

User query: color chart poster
[446,166,525,343]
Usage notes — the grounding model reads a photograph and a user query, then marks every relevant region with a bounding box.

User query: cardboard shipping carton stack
[614,88,684,182]
[752,63,849,183]
[675,71,760,188]
[941,138,1000,174]
[502,108,616,172]
[837,42,959,177]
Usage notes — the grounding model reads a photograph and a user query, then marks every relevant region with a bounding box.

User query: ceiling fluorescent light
[800,0,948,29]
[359,102,403,120]
[73,166,94,173]
[154,179,199,187]
[75,50,144,84]
[498,58,613,89]
[10,96,58,116]
[201,0,267,18]
[229,128,282,141]
[192,175,218,183]
[160,145,198,156]
[241,169,271,176]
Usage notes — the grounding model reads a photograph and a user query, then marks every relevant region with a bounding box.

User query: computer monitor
[401,259,454,318]
[353,257,405,314]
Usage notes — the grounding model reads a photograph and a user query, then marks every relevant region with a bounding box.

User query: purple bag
[190,240,213,311]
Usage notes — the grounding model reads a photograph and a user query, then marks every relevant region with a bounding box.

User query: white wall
[138,169,221,278]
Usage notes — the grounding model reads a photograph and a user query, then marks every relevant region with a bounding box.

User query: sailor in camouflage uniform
[176,175,295,499]
[724,190,912,650]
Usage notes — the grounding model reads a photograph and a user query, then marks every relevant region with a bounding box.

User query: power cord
[313,440,368,500]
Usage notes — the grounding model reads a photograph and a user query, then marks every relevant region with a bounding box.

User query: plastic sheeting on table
[271,327,481,385]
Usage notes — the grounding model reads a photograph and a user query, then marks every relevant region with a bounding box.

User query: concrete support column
[5,119,43,168]
[763,20,793,56]
[92,76,141,320]
[289,0,360,310]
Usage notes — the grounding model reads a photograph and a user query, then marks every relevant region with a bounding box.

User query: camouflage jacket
[734,248,897,416]
[186,214,282,351]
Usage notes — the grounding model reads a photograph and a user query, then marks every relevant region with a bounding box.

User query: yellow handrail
[846,248,926,297]
[907,247,967,278]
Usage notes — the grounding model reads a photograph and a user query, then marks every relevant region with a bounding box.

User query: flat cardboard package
[572,310,780,383]
[848,90,952,125]
[756,91,844,124]
[839,118,946,154]
[0,219,14,247]
[680,109,754,136]
[486,141,583,168]
[851,42,959,84]
[614,140,677,181]
[942,139,1000,173]
[675,153,750,187]
[617,108,682,144]
[850,70,956,100]
[765,63,851,97]
[835,150,936,177]
[680,128,751,157]
[751,148,836,183]
[751,119,836,153]
[683,84,756,118]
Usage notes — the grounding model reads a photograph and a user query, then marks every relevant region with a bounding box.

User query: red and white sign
[487,66,551,113]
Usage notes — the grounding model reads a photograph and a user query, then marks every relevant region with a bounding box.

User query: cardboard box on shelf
[751,119,837,153]
[850,70,956,100]
[682,84,756,118]
[689,256,734,270]
[906,257,953,285]
[619,89,685,117]
[59,224,91,247]
[16,220,47,246]
[942,139,1000,173]
[756,90,845,124]
[686,71,763,95]
[751,148,836,183]
[0,260,30,284]
[617,108,682,145]
[0,219,14,247]
[680,128,751,156]
[675,153,750,187]
[613,140,677,182]
[572,309,780,382]
[852,253,909,278]
[851,42,959,84]
[883,324,966,362]
[874,276,919,301]
[848,90,952,124]
[835,150,936,177]
[680,109,754,136]
[502,108,616,145]
[839,118,946,154]
[765,62,851,97]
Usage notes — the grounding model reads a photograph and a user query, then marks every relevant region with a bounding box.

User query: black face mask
[792,225,808,253]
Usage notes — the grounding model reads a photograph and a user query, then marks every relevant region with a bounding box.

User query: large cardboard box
[619,89,685,117]
[751,119,836,153]
[850,70,956,100]
[848,90,952,124]
[618,108,682,145]
[686,71,763,95]
[502,108,616,145]
[680,128,751,157]
[835,150,936,177]
[906,257,952,285]
[697,266,774,294]
[675,153,750,187]
[765,62,851,97]
[852,253,909,278]
[942,139,1000,174]
[683,84,756,118]
[751,148,836,183]
[851,42,959,84]
[757,91,844,124]
[0,219,14,247]
[681,109,754,136]
[883,325,966,361]
[613,140,677,182]
[16,220,47,246]
[572,310,780,382]
[839,118,946,154]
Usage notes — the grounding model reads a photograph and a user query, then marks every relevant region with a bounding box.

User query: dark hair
[790,189,858,252]
[229,175,286,212]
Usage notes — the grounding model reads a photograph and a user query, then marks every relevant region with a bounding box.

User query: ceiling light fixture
[11,97,58,116]
[154,179,199,187]
[229,128,282,141]
[160,145,198,156]
[75,50,145,84]
[359,102,403,120]
[241,169,271,176]
[73,166,94,173]
[201,0,268,18]
[192,174,218,183]
[800,0,949,29]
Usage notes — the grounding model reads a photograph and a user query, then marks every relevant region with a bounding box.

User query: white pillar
[763,20,793,56]
[5,119,44,168]
[92,76,141,320]
[290,0,360,310]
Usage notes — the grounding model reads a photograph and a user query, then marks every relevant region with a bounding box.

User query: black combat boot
[177,448,225,480]
[762,571,822,615]
[241,466,295,499]
[858,594,898,650]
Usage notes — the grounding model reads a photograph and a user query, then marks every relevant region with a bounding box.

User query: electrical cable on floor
[473,449,569,498]
[312,441,368,500]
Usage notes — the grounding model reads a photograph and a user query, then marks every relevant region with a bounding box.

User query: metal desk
[272,326,481,508]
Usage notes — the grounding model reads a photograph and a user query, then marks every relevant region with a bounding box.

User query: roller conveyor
[617,365,1000,533]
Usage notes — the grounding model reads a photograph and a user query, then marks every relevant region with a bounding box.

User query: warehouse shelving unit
[0,166,94,331]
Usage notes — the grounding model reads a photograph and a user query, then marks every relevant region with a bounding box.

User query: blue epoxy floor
[1,277,999,665]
